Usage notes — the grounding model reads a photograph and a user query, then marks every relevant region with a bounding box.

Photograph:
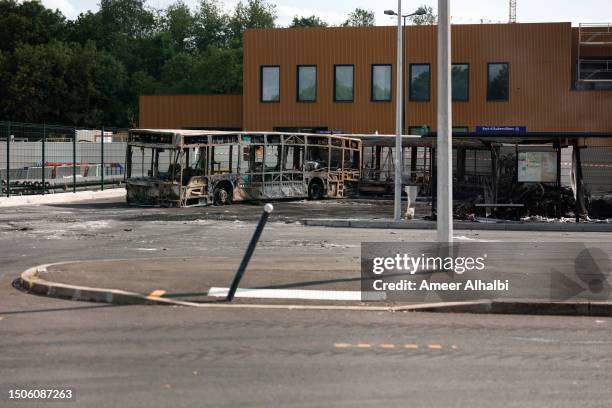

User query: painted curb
[16,263,201,307]
[13,261,612,316]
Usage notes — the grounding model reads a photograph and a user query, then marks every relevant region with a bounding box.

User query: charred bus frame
[125,129,362,207]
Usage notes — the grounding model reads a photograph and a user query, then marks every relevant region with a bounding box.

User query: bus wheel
[308,180,324,200]
[213,187,232,206]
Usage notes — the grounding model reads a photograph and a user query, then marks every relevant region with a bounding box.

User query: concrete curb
[15,263,201,307]
[0,188,126,208]
[13,262,612,316]
[398,300,608,316]
[302,218,612,232]
[13,262,394,311]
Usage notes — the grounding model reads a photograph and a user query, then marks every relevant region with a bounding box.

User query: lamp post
[437,0,453,242]
[384,5,426,221]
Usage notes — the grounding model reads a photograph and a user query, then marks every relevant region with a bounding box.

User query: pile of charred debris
[452,151,612,222]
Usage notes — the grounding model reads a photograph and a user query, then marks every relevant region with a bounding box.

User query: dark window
[408,126,430,136]
[487,63,509,101]
[297,65,317,102]
[452,127,469,134]
[371,64,392,101]
[452,64,469,101]
[409,64,430,102]
[260,66,280,102]
[334,65,354,102]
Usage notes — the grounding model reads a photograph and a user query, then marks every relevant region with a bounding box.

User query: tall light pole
[384,6,426,222]
[437,0,453,242]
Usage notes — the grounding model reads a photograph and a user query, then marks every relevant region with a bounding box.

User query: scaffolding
[509,0,516,23]
[577,23,612,82]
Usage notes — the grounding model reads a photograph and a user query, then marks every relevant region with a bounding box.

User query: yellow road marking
[334,343,351,348]
[148,290,167,298]
[333,343,456,351]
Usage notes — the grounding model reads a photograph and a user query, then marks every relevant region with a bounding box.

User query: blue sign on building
[475,126,527,134]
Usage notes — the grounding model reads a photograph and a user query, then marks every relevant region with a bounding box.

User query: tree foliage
[0,0,66,52]
[342,8,375,27]
[410,5,437,25]
[291,15,327,28]
[0,0,276,127]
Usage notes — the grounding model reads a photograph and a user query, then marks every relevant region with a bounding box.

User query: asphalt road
[2,198,612,407]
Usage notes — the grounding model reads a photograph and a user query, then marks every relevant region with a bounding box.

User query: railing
[578,59,612,82]
[579,23,612,45]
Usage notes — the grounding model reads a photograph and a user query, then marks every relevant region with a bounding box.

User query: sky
[42,0,612,26]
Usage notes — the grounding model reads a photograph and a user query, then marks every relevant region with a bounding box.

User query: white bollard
[405,186,418,219]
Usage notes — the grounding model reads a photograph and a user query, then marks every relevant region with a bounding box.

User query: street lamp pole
[385,6,426,221]
[402,16,408,138]
[393,0,403,221]
[437,0,453,242]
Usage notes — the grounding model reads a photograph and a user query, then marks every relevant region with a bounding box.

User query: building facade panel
[243,27,398,134]
[243,23,612,134]
[139,94,243,129]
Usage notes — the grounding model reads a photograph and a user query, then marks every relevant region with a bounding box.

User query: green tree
[3,40,127,126]
[5,41,72,122]
[409,5,437,25]
[229,0,276,46]
[159,46,243,94]
[0,0,278,126]
[342,8,375,27]
[0,0,67,52]
[193,0,229,49]
[98,0,156,41]
[68,0,163,74]
[126,70,161,125]
[160,52,197,93]
[0,50,11,118]
[163,1,195,52]
[192,46,243,93]
[290,15,327,28]
[64,42,127,125]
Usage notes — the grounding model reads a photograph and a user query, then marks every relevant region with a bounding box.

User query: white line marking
[207,287,386,301]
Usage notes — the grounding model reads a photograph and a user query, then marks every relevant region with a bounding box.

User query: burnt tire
[308,179,324,200]
[213,187,232,206]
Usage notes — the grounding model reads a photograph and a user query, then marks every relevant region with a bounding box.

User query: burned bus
[125,129,362,207]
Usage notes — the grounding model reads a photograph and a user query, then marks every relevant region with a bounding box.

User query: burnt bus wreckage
[125,129,362,207]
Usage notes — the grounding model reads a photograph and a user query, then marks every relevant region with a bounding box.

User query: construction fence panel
[0,121,129,197]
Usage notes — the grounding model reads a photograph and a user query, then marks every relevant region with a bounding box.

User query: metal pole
[437,0,453,242]
[402,16,407,142]
[72,128,77,193]
[226,204,274,301]
[101,126,105,191]
[42,124,46,195]
[6,122,10,198]
[393,0,403,221]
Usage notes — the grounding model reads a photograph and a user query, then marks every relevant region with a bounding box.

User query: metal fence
[0,121,128,197]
